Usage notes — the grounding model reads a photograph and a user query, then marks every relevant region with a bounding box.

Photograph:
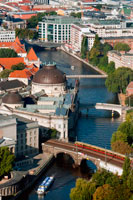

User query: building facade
[38,16,79,43]
[71,23,95,52]
[86,19,133,38]
[0,64,79,141]
[32,0,49,4]
[108,50,133,70]
[0,114,39,158]
[0,29,15,42]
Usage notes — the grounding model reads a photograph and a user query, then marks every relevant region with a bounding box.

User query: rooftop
[41,15,80,24]
[0,79,26,91]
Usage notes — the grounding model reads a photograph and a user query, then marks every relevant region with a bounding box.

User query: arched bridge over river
[42,140,133,176]
[79,103,126,116]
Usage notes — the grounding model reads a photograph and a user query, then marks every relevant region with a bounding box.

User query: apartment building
[32,0,49,4]
[86,19,133,38]
[108,50,133,70]
[38,16,79,43]
[0,29,15,42]
[71,23,95,52]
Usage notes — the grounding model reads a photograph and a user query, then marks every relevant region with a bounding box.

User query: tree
[0,49,17,58]
[81,36,88,59]
[91,169,115,187]
[127,170,133,191]
[106,61,115,74]
[105,67,133,94]
[70,178,96,200]
[122,157,131,183]
[111,141,133,155]
[111,131,128,144]
[15,28,38,40]
[114,43,131,52]
[0,69,12,78]
[118,121,133,145]
[98,56,108,69]
[102,43,113,55]
[11,63,25,71]
[70,12,81,18]
[93,184,114,200]
[27,12,57,28]
[0,147,15,179]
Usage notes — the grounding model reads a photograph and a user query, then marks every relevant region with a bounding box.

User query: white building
[32,64,67,96]
[108,50,133,70]
[0,64,79,141]
[71,23,95,52]
[0,28,15,42]
[38,16,79,43]
[85,19,133,38]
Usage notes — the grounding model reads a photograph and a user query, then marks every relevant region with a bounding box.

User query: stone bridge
[79,103,125,116]
[27,40,62,49]
[42,140,131,175]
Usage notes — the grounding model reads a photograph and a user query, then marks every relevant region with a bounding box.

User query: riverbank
[0,153,54,199]
[61,46,107,76]
[14,153,54,200]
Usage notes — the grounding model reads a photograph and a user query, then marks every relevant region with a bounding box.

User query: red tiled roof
[13,13,37,20]
[0,57,25,70]
[127,81,133,89]
[0,37,26,55]
[20,5,31,11]
[27,48,38,61]
[9,65,38,78]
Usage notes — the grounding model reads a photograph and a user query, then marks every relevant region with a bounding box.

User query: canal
[22,49,122,200]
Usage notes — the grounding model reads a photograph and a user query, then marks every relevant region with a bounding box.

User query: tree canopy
[27,12,57,28]
[70,178,96,200]
[70,12,81,18]
[15,28,38,40]
[0,49,17,58]
[0,147,15,179]
[0,69,12,78]
[11,63,25,71]
[122,157,131,183]
[81,36,88,59]
[114,43,131,52]
[105,67,133,94]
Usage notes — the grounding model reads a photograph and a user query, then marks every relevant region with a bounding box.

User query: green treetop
[81,36,88,59]
[105,67,133,94]
[114,43,131,52]
[11,63,25,71]
[0,147,15,179]
[0,49,17,58]
[122,157,131,184]
[0,69,12,78]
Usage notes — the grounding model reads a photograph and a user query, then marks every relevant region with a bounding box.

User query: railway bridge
[42,140,132,175]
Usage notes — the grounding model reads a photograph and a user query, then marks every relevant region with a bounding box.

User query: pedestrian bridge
[42,140,132,175]
[66,74,107,79]
[79,103,124,116]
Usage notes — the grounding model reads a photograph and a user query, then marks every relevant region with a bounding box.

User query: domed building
[2,91,23,108]
[31,64,67,96]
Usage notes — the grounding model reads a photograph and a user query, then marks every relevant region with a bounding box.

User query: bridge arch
[54,151,76,166]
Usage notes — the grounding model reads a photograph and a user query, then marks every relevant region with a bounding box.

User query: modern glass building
[38,16,80,43]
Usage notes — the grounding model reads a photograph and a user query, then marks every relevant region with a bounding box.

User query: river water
[22,49,122,200]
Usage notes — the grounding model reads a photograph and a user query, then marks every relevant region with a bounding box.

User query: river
[22,48,122,200]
